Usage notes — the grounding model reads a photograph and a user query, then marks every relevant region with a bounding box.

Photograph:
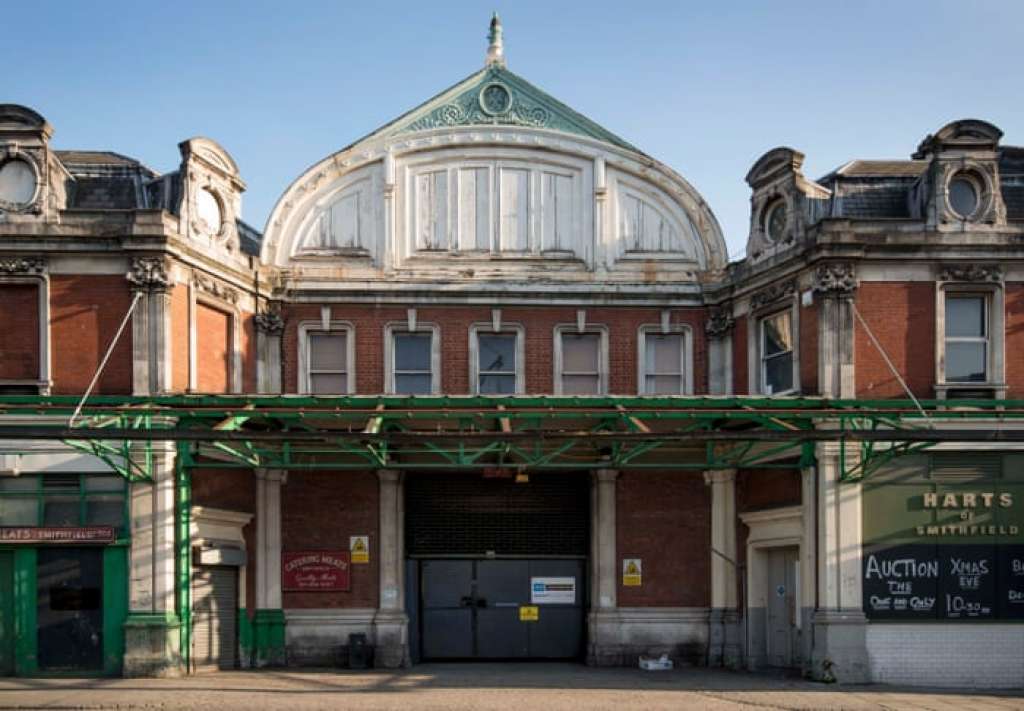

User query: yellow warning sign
[519,605,539,622]
[623,558,642,587]
[350,535,369,564]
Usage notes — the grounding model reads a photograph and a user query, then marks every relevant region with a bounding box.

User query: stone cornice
[939,264,1003,283]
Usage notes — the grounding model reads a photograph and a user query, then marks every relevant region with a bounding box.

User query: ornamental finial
[486,12,506,68]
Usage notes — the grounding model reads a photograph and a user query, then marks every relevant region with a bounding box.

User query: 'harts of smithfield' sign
[916,491,1019,537]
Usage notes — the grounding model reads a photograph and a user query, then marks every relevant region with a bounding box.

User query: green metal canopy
[2,394,1023,481]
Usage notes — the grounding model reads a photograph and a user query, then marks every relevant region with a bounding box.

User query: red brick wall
[1005,283,1024,397]
[732,315,748,395]
[281,471,378,608]
[196,303,231,393]
[616,471,709,607]
[191,467,257,612]
[0,284,40,380]
[735,468,802,592]
[50,275,133,394]
[855,282,935,398]
[280,305,710,396]
[799,301,818,395]
[171,285,190,392]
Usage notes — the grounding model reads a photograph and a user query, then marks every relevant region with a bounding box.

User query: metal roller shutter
[192,567,238,672]
[405,473,589,557]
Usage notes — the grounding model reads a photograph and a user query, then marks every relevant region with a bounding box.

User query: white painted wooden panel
[457,167,490,251]
[416,170,448,250]
[540,171,574,252]
[499,168,529,252]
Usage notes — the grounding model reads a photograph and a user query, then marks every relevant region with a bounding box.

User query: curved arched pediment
[264,128,726,289]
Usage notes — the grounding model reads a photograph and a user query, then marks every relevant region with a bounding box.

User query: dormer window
[948,173,980,219]
[764,199,787,243]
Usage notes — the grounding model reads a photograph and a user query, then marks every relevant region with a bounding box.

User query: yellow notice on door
[519,605,539,622]
[622,558,642,587]
[350,535,369,564]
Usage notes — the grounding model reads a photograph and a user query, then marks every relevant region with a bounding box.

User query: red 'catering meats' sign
[282,551,350,592]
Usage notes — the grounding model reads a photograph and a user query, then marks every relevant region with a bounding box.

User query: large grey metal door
[418,558,584,660]
[37,548,103,671]
[192,566,238,672]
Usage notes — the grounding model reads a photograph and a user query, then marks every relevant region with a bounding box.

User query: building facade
[0,18,1022,687]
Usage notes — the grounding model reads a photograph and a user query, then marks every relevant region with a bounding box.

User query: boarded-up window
[196,303,231,394]
[0,284,39,381]
[499,168,529,251]
[643,333,684,394]
[416,171,448,250]
[560,333,601,395]
[457,168,490,251]
[307,332,348,394]
[541,171,573,251]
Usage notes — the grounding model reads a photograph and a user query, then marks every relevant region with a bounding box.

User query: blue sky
[7,1,1023,258]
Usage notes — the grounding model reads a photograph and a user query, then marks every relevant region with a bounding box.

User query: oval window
[764,200,787,242]
[196,188,222,234]
[948,176,979,219]
[0,159,38,206]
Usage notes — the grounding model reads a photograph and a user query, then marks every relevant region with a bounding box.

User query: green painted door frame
[1,545,127,677]
[0,551,12,675]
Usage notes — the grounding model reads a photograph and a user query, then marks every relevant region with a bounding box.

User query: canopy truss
[3,395,1024,481]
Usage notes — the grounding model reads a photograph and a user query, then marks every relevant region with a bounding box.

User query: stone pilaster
[810,441,869,683]
[123,442,182,677]
[255,307,284,394]
[587,468,620,666]
[126,257,170,396]
[374,469,408,668]
[705,307,735,395]
[253,468,287,666]
[705,469,740,668]
[815,263,857,399]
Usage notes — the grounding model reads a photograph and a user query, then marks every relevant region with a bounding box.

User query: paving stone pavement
[0,664,1022,710]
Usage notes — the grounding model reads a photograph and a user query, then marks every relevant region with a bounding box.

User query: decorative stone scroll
[813,263,858,296]
[749,279,796,312]
[126,257,169,291]
[254,308,285,335]
[704,307,735,339]
[939,264,1003,283]
[193,272,239,304]
[0,256,46,275]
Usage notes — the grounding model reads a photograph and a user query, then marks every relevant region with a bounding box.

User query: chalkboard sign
[938,544,995,620]
[999,545,1024,619]
[862,544,939,619]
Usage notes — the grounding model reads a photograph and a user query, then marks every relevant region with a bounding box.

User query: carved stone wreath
[479,83,512,116]
[0,256,46,275]
[939,264,1003,283]
[750,279,796,311]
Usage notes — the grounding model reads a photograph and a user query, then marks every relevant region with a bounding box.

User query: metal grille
[931,453,1001,479]
[405,473,589,557]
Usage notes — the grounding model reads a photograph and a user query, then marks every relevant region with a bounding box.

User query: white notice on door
[531,576,576,604]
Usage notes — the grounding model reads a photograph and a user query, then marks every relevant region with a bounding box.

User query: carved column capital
[705,307,735,340]
[255,308,285,335]
[813,263,858,297]
[126,257,169,292]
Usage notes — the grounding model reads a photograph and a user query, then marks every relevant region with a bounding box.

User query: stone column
[253,468,287,666]
[123,442,182,677]
[810,441,869,682]
[255,308,283,394]
[705,469,740,667]
[374,469,408,668]
[799,463,817,672]
[705,307,735,395]
[587,468,620,666]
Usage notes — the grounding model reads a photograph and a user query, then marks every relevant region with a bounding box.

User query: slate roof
[55,150,143,167]
[832,160,927,178]
[69,177,142,210]
[237,219,263,256]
